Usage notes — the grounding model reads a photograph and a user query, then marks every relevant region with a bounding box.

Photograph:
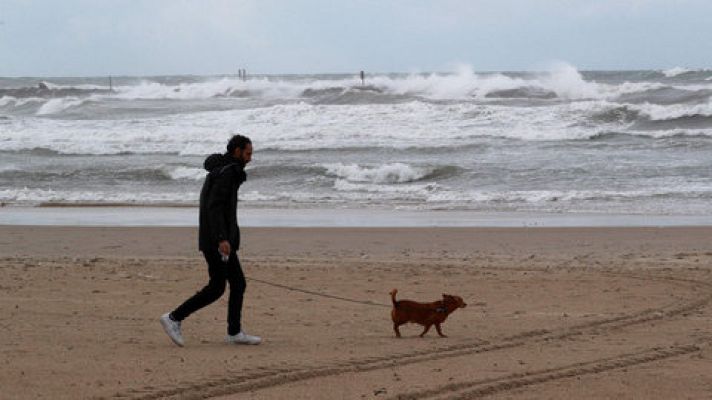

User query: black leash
[247,277,391,308]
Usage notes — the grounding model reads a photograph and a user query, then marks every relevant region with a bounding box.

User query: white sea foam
[115,79,236,100]
[663,67,692,78]
[40,81,107,90]
[1,64,703,120]
[606,81,666,96]
[0,96,45,108]
[36,97,88,115]
[334,179,438,194]
[540,62,601,99]
[0,188,198,205]
[166,166,205,180]
[0,187,297,205]
[0,96,16,107]
[426,187,712,205]
[113,77,311,100]
[323,163,432,184]
[1,64,678,119]
[29,63,607,103]
[632,99,712,120]
[239,190,280,201]
[354,62,605,100]
[373,65,482,99]
[2,183,707,208]
[8,97,711,156]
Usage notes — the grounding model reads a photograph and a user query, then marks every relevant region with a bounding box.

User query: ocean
[2,64,712,216]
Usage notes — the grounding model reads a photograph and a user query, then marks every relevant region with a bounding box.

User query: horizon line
[0,67,703,80]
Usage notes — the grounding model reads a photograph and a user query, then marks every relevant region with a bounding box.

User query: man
[160,134,261,346]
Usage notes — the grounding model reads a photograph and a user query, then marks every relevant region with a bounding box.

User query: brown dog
[390,289,467,338]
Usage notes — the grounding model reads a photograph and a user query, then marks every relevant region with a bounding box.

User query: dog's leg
[435,323,447,338]
[419,324,432,337]
[393,323,402,338]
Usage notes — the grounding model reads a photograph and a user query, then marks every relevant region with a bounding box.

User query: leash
[246,277,391,308]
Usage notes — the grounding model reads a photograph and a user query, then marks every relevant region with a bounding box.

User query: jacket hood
[203,153,231,172]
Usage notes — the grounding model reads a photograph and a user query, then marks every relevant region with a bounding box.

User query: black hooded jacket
[198,153,247,253]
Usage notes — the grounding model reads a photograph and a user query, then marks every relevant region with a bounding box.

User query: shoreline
[3,225,712,259]
[3,206,712,227]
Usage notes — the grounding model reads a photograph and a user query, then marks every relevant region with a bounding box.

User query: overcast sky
[1,0,711,76]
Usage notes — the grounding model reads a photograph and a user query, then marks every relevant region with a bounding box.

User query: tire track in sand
[388,344,701,400]
[108,271,712,400]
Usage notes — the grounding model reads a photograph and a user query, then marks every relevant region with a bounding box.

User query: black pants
[171,249,246,336]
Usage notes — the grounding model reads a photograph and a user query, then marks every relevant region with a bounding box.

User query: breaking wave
[165,166,205,180]
[322,163,458,184]
[0,188,199,206]
[614,87,712,105]
[36,97,91,115]
[0,165,207,182]
[663,67,693,78]
[0,63,633,105]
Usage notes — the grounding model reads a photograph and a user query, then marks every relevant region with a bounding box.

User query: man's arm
[206,169,232,247]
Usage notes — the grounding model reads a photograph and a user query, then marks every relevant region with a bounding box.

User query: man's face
[233,143,253,165]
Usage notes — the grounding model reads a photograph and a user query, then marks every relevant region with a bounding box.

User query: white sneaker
[226,331,262,345]
[160,313,184,347]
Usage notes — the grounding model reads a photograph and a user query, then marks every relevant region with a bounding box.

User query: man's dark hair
[226,134,252,154]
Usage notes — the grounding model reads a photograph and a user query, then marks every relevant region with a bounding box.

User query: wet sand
[1,226,711,399]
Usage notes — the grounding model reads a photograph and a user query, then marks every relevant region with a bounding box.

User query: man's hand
[218,240,231,259]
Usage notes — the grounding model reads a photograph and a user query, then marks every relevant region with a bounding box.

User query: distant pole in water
[360,70,365,86]
[108,76,113,93]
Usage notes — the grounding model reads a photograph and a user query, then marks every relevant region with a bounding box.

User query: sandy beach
[1,225,712,399]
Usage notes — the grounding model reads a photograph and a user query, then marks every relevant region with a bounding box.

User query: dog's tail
[390,288,398,307]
